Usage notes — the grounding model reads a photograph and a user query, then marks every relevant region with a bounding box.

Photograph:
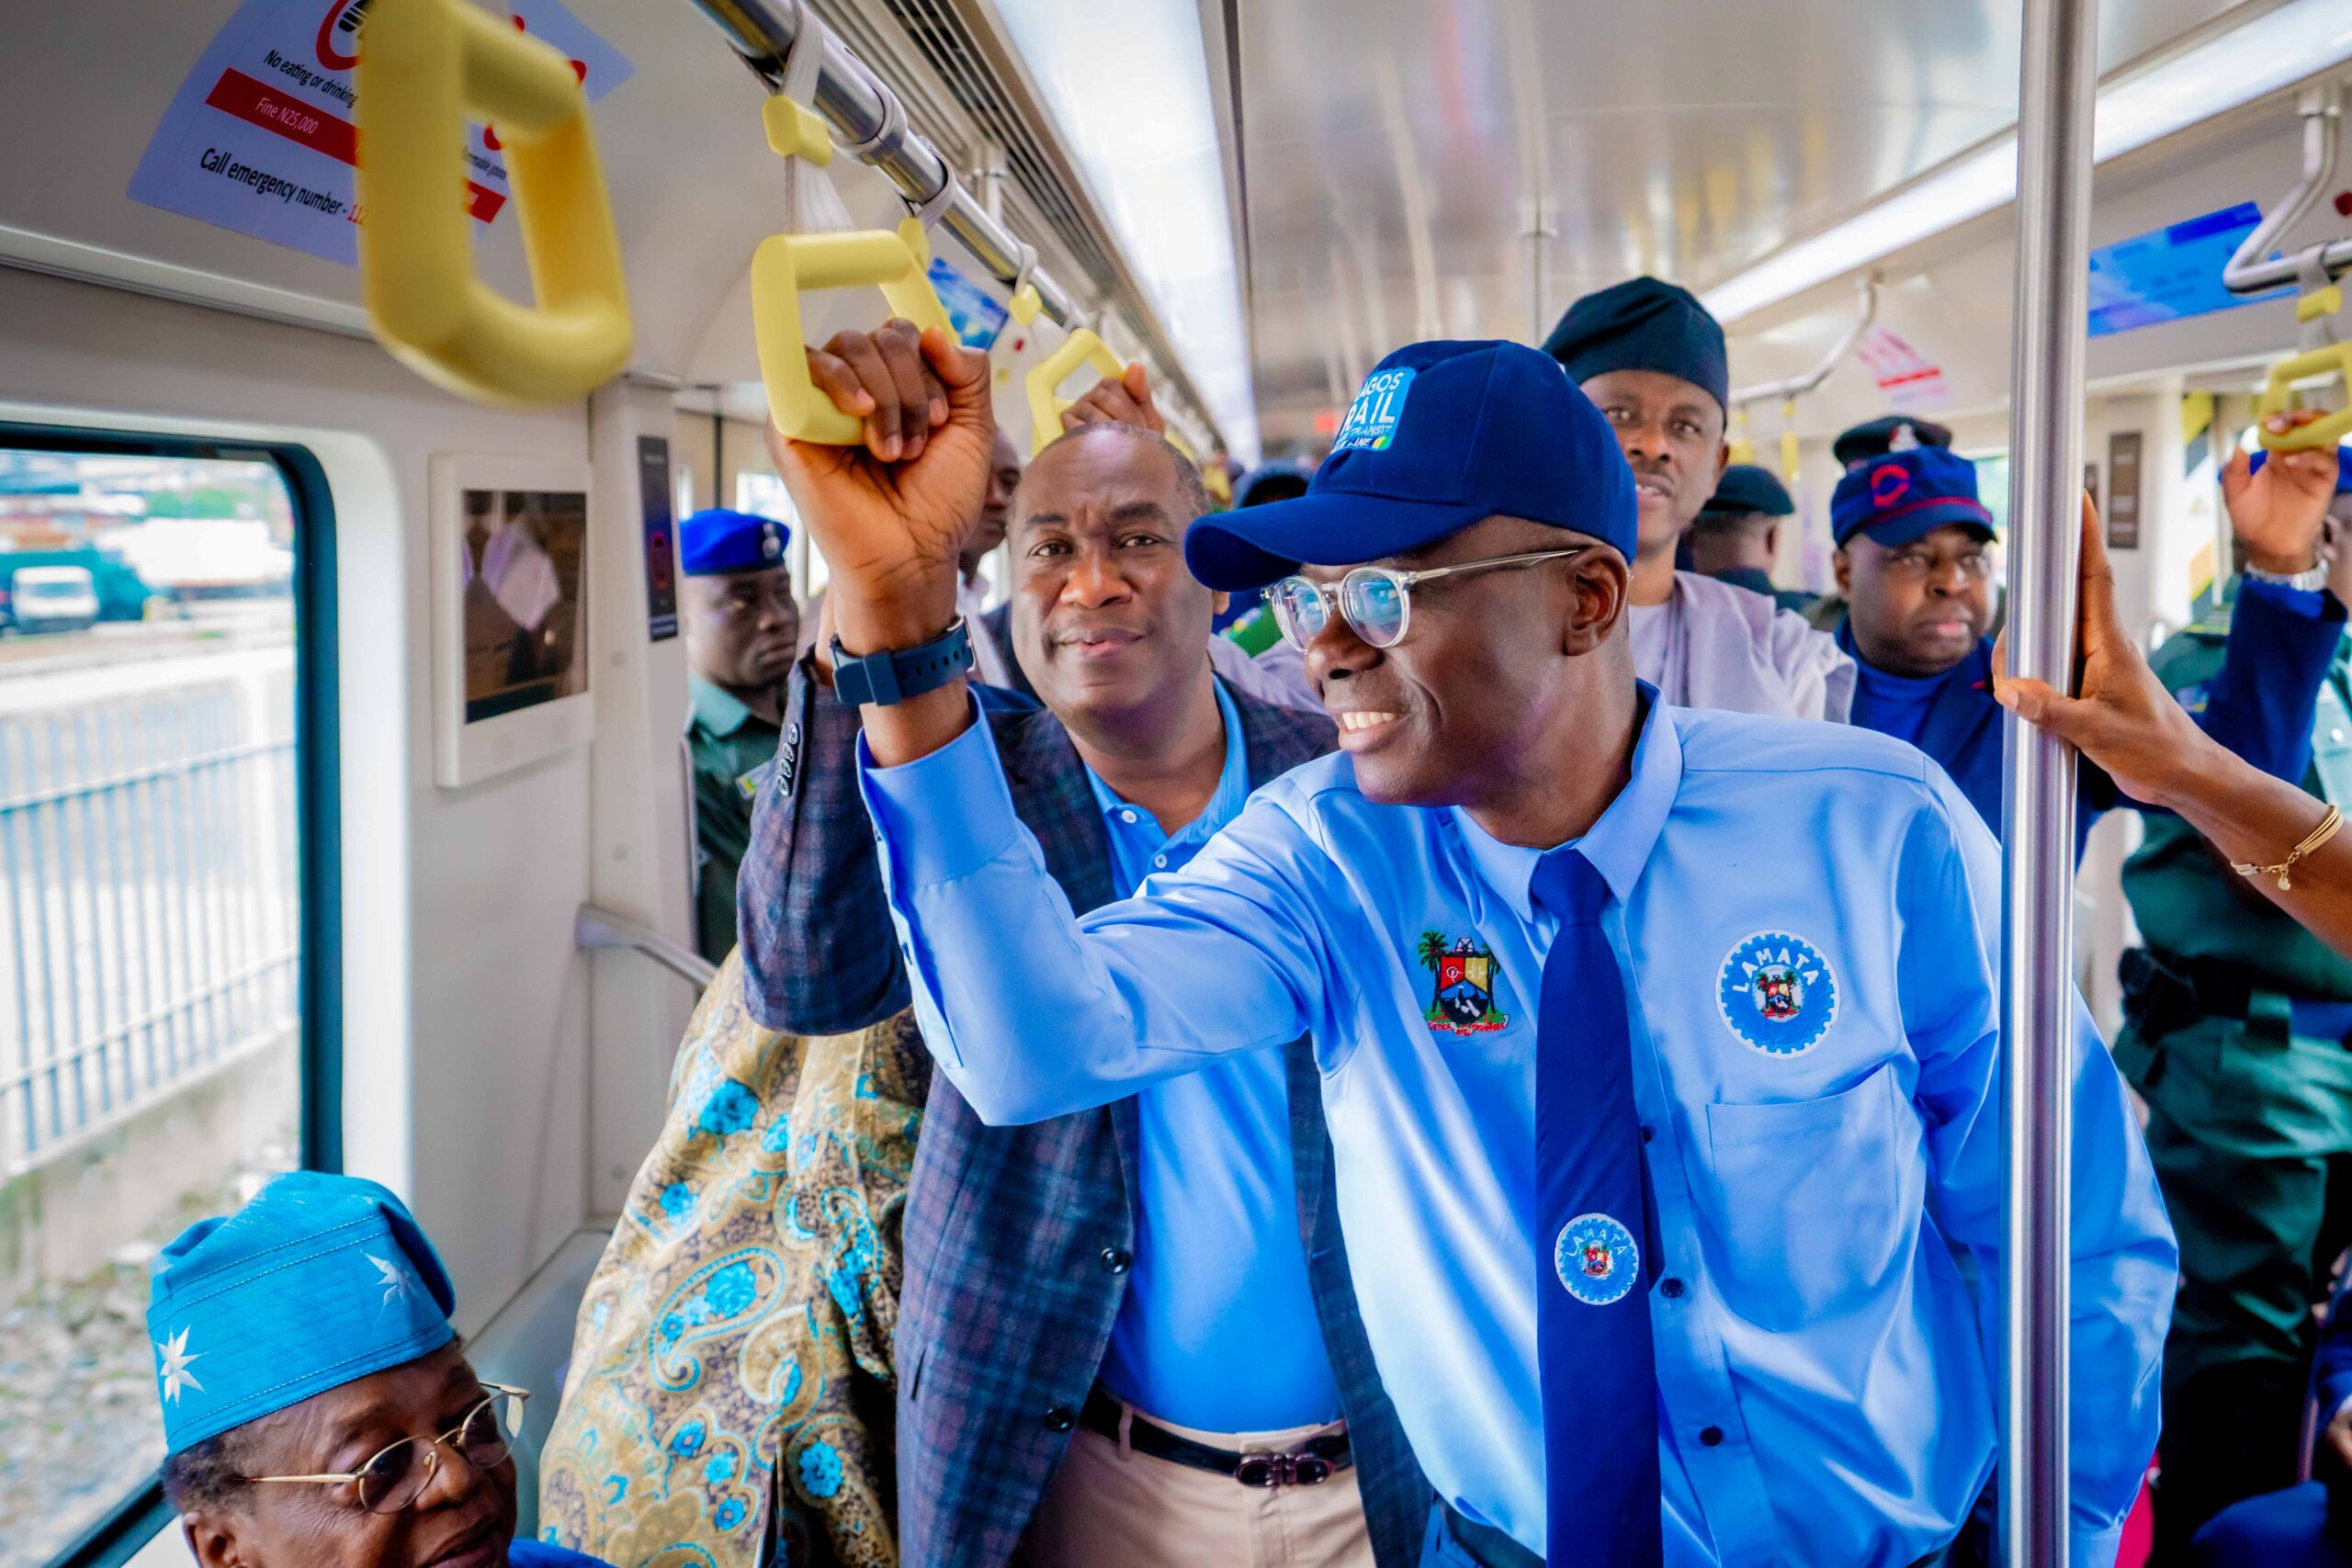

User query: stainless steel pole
[2001,0,2098,1562]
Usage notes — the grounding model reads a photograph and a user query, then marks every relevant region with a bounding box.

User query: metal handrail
[2224,83,2350,296]
[684,0,1085,333]
[575,904,718,991]
[1726,277,1880,407]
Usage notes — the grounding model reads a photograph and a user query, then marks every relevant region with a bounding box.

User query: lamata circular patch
[1716,930,1838,1056]
[1554,1213,1640,1306]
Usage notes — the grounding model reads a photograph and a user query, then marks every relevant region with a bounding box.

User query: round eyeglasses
[1266,547,1594,651]
[245,1382,528,1515]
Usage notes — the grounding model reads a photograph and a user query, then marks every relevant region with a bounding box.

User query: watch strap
[2244,560,2330,592]
[830,616,973,707]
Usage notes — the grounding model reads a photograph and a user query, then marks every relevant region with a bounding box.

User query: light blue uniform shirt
[861,696,2176,1568]
[1081,679,1341,1431]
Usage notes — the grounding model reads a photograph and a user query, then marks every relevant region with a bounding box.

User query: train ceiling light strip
[988,0,1262,465]
[1702,0,2352,325]
[682,0,1229,455]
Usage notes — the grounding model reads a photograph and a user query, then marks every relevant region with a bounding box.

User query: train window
[0,431,339,1568]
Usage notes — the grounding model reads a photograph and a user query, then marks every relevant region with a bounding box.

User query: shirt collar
[1081,678,1250,844]
[1450,683,1684,923]
[689,675,761,738]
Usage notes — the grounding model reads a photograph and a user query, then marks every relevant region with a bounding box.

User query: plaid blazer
[739,652,1431,1568]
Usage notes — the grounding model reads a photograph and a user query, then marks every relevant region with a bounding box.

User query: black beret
[1831,414,1953,469]
[1543,277,1729,413]
[1698,464,1794,521]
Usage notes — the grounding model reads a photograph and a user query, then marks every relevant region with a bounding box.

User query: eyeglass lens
[1339,570,1408,648]
[356,1396,514,1513]
[1271,578,1331,650]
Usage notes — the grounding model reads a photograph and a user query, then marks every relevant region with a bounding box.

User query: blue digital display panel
[2086,201,2292,337]
[929,256,1012,350]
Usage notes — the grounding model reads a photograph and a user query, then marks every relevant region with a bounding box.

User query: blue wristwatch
[830,616,974,706]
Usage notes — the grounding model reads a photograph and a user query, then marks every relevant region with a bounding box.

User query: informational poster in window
[126,0,631,266]
[639,436,679,641]
[2107,431,2143,550]
[430,456,594,786]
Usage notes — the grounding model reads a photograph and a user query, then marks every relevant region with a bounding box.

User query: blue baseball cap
[2247,447,2352,492]
[1832,447,1996,548]
[148,1172,458,1454]
[1184,340,1635,592]
[681,508,789,576]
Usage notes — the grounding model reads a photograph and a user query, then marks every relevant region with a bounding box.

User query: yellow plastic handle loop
[1727,404,1755,466]
[1007,284,1044,327]
[763,94,833,166]
[753,217,954,445]
[2257,343,2352,452]
[1026,328,1128,456]
[356,0,632,407]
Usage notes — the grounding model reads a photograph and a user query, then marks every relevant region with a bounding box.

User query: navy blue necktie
[1529,846,1662,1566]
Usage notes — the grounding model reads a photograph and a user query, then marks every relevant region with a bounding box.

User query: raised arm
[1997,476,2352,958]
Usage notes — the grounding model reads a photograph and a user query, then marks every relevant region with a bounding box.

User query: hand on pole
[2222,408,2340,574]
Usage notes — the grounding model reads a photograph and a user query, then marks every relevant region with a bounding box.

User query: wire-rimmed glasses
[1266,547,1594,650]
[243,1382,529,1514]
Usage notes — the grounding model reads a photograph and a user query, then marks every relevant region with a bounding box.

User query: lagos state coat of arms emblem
[1416,930,1509,1034]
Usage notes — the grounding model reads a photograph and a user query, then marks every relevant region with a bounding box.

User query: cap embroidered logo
[1332,367,1416,452]
[1870,463,1911,508]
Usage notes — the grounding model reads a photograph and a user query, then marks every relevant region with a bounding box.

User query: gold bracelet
[2232,803,2345,891]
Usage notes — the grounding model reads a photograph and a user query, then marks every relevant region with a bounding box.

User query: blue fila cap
[147,1171,458,1454]
[680,509,789,576]
[1831,446,1996,548]
[1184,340,1636,592]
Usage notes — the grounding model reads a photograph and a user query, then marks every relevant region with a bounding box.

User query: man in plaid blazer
[737,405,1428,1568]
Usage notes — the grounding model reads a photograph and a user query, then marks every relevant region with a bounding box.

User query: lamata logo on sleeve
[1332,368,1416,452]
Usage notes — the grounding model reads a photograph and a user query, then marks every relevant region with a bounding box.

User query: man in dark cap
[1831,413,1954,470]
[1545,278,1851,720]
[1686,463,1815,616]
[151,1170,611,1568]
[767,321,2173,1568]
[680,507,799,961]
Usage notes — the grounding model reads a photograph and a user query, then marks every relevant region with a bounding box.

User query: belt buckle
[1234,1450,1333,1488]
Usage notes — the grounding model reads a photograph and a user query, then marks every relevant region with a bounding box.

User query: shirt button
[1120,808,1139,825]
[1640,1125,1654,1145]
[1700,1426,1724,1448]
[1152,854,1167,868]
[1660,1278,1685,1299]
[1043,1404,1077,1432]
[1099,1247,1133,1275]
[787,721,802,744]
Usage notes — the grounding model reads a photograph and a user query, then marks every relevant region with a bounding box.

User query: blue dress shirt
[1081,679,1342,1431]
[858,694,2176,1567]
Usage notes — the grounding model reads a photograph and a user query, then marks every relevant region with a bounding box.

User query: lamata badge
[1415,930,1509,1034]
[1554,1213,1639,1306]
[1716,930,1838,1056]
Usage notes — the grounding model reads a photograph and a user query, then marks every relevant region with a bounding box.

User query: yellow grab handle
[1026,328,1128,455]
[356,0,632,407]
[2256,344,2352,452]
[1727,404,1754,466]
[752,217,954,445]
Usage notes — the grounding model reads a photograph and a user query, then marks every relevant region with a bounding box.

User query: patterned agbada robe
[538,948,929,1568]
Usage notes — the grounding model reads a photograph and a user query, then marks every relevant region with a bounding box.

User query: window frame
[1,423,344,1568]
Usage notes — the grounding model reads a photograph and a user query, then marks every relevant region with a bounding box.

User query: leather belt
[1077,1387,1351,1488]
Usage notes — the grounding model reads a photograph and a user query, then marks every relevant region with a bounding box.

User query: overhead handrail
[2223,84,2348,298]
[356,0,632,406]
[1726,277,1880,409]
[575,905,718,992]
[684,0,1089,341]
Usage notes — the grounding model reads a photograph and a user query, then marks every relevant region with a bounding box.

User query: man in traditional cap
[770,323,2173,1568]
[681,506,799,961]
[1544,277,1852,721]
[150,1170,611,1568]
[1686,464,1815,616]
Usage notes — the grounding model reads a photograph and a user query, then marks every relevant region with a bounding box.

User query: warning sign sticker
[127,0,632,267]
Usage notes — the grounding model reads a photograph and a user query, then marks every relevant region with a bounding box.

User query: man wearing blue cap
[765,321,2174,1568]
[1545,278,1853,722]
[1686,463,1815,616]
[681,507,798,961]
[1829,432,2342,847]
[149,1170,610,1568]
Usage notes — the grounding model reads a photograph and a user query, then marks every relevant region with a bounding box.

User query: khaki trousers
[1022,1396,1379,1568]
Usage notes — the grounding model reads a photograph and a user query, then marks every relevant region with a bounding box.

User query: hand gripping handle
[2258,343,2352,452]
[356,0,633,406]
[1025,328,1127,456]
[752,217,954,446]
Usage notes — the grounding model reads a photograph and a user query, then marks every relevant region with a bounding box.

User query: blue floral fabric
[538,949,927,1567]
